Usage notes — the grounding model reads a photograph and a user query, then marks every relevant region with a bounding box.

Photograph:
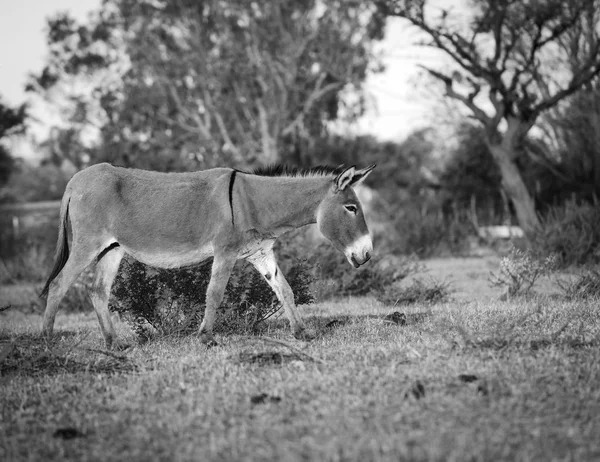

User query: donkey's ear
[350,164,376,187]
[334,166,356,191]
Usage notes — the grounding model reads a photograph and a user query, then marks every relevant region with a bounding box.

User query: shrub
[109,253,315,341]
[532,199,600,267]
[558,269,600,300]
[109,257,211,340]
[304,240,425,299]
[488,245,557,298]
[0,241,52,284]
[0,235,55,284]
[392,206,474,258]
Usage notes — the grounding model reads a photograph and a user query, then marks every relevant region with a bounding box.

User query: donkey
[40,163,375,347]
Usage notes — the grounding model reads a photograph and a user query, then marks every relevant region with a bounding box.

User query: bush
[0,235,55,284]
[109,253,315,341]
[558,269,600,300]
[391,206,474,258]
[488,245,557,298]
[0,161,70,204]
[298,238,425,299]
[532,199,600,267]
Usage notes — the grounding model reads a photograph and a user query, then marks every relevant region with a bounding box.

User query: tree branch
[419,65,491,126]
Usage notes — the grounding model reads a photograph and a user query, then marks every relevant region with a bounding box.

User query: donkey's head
[317,165,376,268]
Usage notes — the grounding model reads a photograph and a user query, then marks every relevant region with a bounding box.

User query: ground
[1,256,599,461]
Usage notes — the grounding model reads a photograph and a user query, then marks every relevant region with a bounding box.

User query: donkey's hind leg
[90,246,124,349]
[42,242,99,337]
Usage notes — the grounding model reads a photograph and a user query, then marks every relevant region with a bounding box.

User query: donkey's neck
[238,175,330,235]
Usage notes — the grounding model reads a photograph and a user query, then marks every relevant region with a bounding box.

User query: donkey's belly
[121,243,215,269]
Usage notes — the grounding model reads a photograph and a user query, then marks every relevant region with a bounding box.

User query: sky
[0,0,444,151]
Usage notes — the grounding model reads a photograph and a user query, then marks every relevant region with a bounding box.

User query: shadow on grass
[310,311,431,337]
[216,309,430,340]
[0,330,137,378]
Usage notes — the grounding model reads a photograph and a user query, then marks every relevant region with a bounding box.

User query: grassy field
[1,258,600,461]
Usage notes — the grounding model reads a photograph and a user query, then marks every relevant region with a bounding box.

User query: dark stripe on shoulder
[228,169,237,225]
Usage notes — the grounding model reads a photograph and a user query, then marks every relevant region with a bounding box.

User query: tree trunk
[488,144,540,235]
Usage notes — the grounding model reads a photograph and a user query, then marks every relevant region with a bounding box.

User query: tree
[0,99,27,187]
[29,0,385,170]
[379,0,600,234]
[536,3,600,203]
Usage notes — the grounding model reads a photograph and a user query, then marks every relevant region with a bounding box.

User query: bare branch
[533,44,600,115]
[419,65,491,126]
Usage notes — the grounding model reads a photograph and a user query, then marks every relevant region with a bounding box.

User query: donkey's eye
[344,204,358,214]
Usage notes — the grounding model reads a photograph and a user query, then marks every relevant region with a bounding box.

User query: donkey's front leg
[248,249,315,341]
[199,254,236,346]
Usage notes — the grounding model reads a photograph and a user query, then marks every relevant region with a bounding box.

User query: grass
[1,294,600,461]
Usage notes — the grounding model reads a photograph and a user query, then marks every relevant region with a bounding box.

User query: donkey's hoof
[200,333,218,347]
[294,328,316,342]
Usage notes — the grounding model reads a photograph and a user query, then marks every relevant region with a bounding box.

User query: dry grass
[1,292,600,461]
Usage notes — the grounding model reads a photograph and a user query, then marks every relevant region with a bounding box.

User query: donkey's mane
[248,164,344,178]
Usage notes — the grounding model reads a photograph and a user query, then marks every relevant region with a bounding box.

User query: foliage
[489,246,557,298]
[534,84,600,205]
[0,99,27,187]
[0,147,14,189]
[109,254,315,341]
[0,240,53,285]
[381,0,600,234]
[296,238,423,299]
[438,123,504,220]
[531,199,600,267]
[0,160,70,203]
[391,206,474,258]
[559,269,600,300]
[0,216,57,285]
[29,0,385,170]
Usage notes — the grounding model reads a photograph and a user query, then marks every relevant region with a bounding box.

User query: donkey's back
[66,163,234,263]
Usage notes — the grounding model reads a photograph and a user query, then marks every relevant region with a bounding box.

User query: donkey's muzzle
[350,251,371,268]
[345,234,373,268]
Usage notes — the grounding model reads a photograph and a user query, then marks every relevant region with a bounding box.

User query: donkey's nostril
[365,251,371,262]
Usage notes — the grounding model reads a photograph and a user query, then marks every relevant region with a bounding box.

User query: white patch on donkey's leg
[246,246,313,340]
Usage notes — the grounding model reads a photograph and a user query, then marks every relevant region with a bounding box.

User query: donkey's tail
[40,190,71,298]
